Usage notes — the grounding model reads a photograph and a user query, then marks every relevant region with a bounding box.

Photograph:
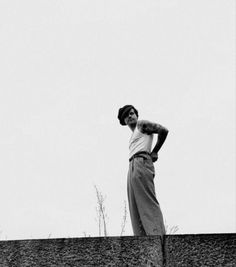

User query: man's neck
[128,122,137,132]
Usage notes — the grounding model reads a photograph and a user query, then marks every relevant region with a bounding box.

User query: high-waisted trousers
[127,153,166,237]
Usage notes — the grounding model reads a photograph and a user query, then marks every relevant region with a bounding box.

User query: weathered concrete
[0,236,163,267]
[0,234,235,266]
[164,233,236,267]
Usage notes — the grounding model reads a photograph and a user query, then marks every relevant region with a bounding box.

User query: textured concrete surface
[0,236,163,267]
[164,234,236,267]
[0,234,235,266]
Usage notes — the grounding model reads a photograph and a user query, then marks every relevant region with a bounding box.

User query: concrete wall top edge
[1,232,235,243]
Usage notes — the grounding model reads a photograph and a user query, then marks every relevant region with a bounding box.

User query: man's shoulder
[137,120,168,134]
[137,120,154,134]
[137,119,153,126]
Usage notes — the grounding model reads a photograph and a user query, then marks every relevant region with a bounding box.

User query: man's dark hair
[118,105,138,125]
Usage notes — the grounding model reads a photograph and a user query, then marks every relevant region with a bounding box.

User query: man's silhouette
[118,105,168,238]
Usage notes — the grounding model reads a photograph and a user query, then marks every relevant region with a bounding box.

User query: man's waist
[129,151,150,162]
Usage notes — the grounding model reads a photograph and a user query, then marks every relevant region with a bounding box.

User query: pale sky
[0,0,235,240]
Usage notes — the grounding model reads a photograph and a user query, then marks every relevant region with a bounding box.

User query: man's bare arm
[138,120,169,161]
[152,127,168,154]
[138,120,168,135]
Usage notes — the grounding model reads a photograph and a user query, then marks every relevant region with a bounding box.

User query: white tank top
[129,124,153,158]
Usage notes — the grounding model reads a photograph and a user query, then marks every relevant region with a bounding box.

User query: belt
[129,151,150,162]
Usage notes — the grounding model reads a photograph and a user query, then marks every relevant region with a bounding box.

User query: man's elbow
[160,127,169,136]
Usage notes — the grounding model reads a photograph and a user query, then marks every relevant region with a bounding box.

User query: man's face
[124,108,138,126]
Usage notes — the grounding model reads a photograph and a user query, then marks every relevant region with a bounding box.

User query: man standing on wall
[118,105,168,238]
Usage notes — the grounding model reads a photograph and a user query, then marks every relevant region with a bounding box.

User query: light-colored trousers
[127,154,166,237]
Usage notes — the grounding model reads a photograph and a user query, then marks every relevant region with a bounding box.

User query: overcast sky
[0,0,235,240]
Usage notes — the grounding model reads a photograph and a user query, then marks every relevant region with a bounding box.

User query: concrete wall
[164,234,236,267]
[0,236,163,267]
[0,234,235,266]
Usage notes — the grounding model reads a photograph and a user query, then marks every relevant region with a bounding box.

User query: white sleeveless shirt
[129,121,153,158]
